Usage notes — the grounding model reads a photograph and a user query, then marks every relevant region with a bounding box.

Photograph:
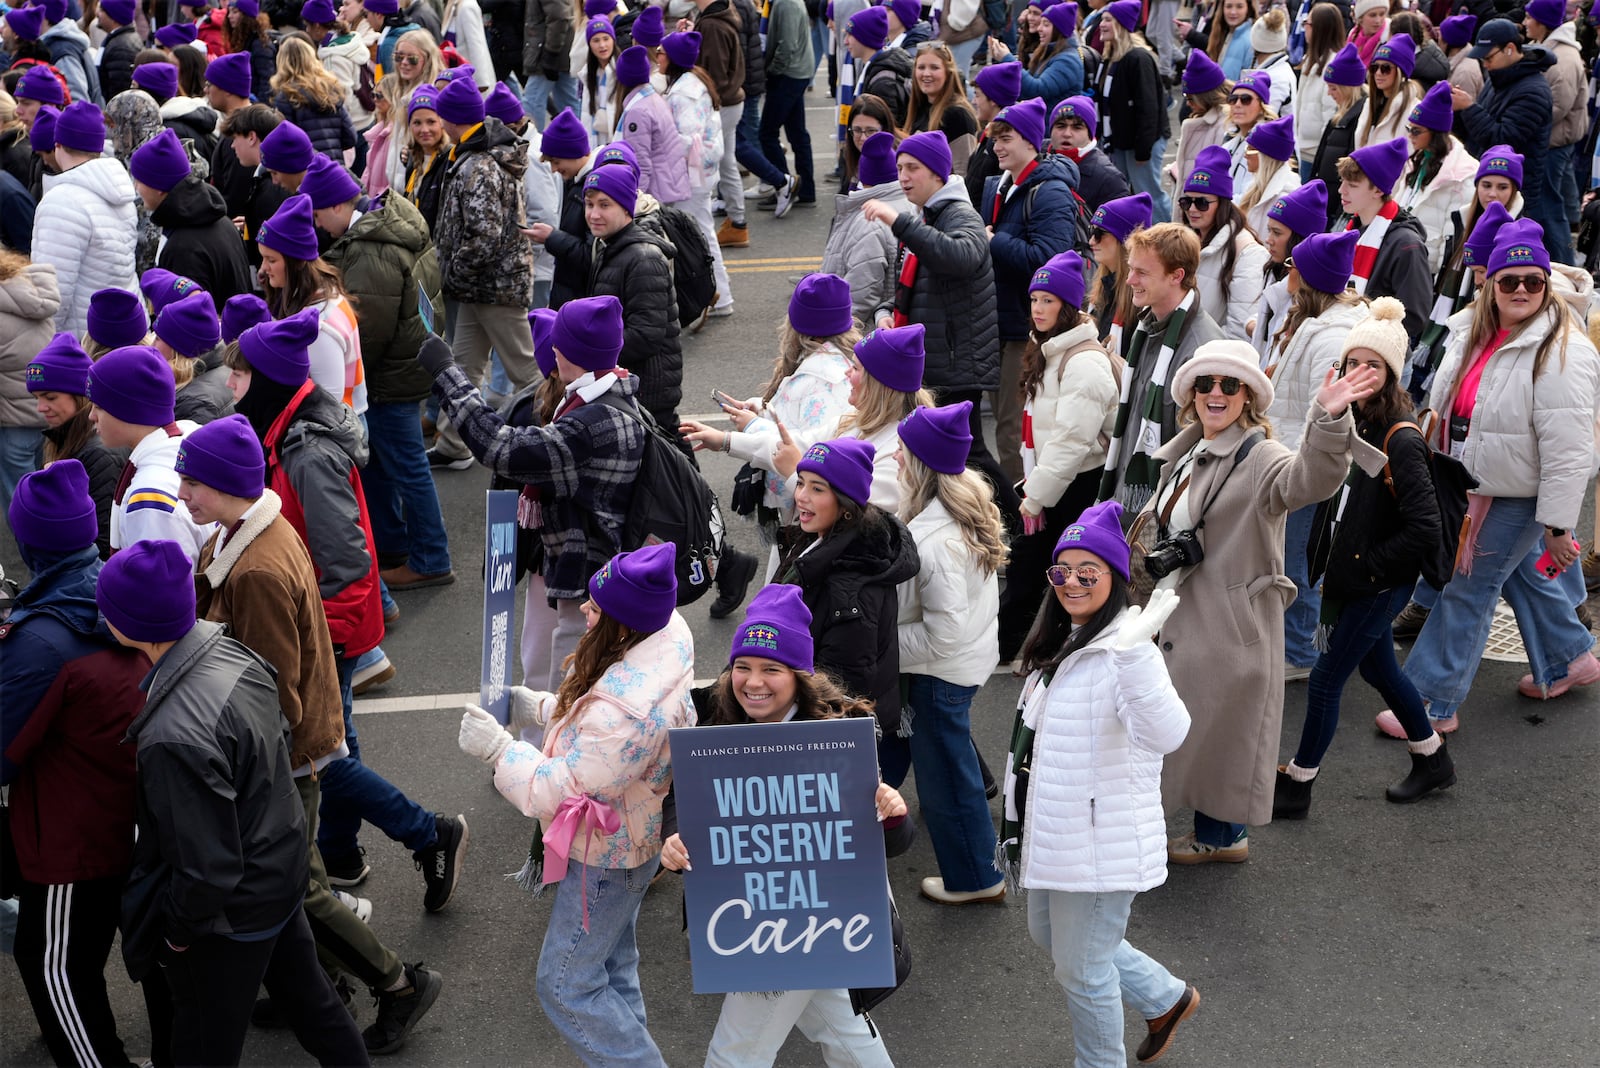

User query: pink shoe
[1517,651,1600,699]
[1376,709,1457,738]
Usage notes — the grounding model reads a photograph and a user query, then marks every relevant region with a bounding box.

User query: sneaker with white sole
[353,653,395,695]
[919,876,1005,905]
[1167,831,1248,864]
[744,182,775,199]
[425,448,473,471]
[334,889,373,923]
[773,176,796,219]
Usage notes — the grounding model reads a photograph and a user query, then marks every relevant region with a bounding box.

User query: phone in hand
[711,389,738,410]
[1535,538,1581,578]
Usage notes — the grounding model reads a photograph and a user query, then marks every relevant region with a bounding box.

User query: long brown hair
[42,397,97,463]
[549,610,651,734]
[1088,239,1136,341]
[266,254,352,318]
[1304,2,1346,73]
[904,42,973,138]
[1272,285,1365,357]
[702,665,876,726]
[1020,301,1086,401]
[1206,0,1258,62]
[227,8,273,52]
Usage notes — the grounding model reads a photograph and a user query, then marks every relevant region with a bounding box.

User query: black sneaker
[707,547,758,619]
[323,847,369,888]
[253,974,357,1029]
[414,814,468,914]
[363,963,443,1055]
[426,447,473,471]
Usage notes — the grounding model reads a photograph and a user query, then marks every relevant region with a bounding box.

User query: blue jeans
[1193,811,1244,847]
[1026,888,1187,1068]
[1283,504,1321,667]
[757,75,813,199]
[317,656,438,860]
[521,71,581,132]
[0,425,42,519]
[734,94,766,183]
[361,400,452,576]
[1294,585,1433,768]
[1405,496,1596,720]
[536,857,665,1068]
[1111,142,1171,222]
[1537,143,1576,264]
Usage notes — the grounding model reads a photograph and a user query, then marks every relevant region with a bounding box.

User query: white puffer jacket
[823,179,910,324]
[1395,138,1478,277]
[1293,60,1336,166]
[1267,299,1367,450]
[896,497,1000,687]
[1018,622,1190,893]
[1195,224,1269,340]
[1019,322,1118,514]
[32,158,140,334]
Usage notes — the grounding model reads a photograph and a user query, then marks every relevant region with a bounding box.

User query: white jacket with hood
[1396,138,1479,277]
[896,496,1001,687]
[1018,321,1118,515]
[32,158,140,334]
[1195,223,1269,340]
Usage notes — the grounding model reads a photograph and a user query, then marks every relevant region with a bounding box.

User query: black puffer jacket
[98,24,141,101]
[1311,92,1366,225]
[1457,47,1555,217]
[152,176,254,309]
[1358,209,1434,345]
[175,357,236,425]
[542,165,592,309]
[879,182,1000,393]
[269,93,358,160]
[0,126,31,190]
[161,100,221,163]
[732,0,765,98]
[1100,45,1169,160]
[1072,145,1131,215]
[586,220,682,420]
[1412,39,1451,88]
[860,48,913,124]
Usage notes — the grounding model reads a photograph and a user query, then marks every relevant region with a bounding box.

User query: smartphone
[1535,538,1581,579]
[711,389,737,409]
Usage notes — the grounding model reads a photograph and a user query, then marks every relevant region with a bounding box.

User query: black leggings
[996,466,1103,662]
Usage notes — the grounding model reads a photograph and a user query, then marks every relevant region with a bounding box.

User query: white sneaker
[773,176,796,219]
[745,182,775,199]
[919,876,1006,905]
[334,889,373,923]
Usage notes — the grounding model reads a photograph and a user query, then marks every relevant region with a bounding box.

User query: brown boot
[716,218,749,247]
[1137,984,1199,1063]
[380,564,456,591]
[1583,548,1600,592]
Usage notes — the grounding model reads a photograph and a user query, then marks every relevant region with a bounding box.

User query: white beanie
[1353,0,1388,22]
[1340,297,1410,382]
[1251,7,1288,54]
[1172,339,1276,411]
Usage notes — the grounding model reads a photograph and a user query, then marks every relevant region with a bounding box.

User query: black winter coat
[152,176,255,309]
[984,154,1081,341]
[1072,145,1130,215]
[163,102,220,163]
[1412,40,1452,88]
[98,25,141,101]
[1100,46,1168,159]
[210,136,255,223]
[542,167,592,309]
[1311,93,1366,224]
[404,149,449,233]
[860,48,913,124]
[269,93,358,160]
[1357,209,1434,345]
[0,126,31,191]
[242,166,291,269]
[586,221,682,419]
[962,132,999,209]
[1458,47,1555,218]
[733,0,766,97]
[175,360,236,426]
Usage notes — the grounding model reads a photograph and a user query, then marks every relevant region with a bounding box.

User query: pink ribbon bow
[542,794,622,931]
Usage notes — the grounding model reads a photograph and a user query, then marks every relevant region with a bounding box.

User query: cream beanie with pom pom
[1340,297,1410,382]
[1251,7,1288,54]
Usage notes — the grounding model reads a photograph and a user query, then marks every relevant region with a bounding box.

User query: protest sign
[668,717,895,994]
[480,489,518,723]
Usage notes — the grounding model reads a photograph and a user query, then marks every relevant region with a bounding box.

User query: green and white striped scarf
[1098,291,1193,510]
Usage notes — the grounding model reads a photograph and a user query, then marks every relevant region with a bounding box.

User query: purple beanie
[206,52,253,100]
[30,106,59,150]
[847,5,889,49]
[1029,250,1087,308]
[1043,2,1078,36]
[53,101,105,154]
[541,109,591,159]
[585,0,614,15]
[4,6,44,40]
[88,345,177,427]
[1232,69,1272,103]
[132,61,180,99]
[16,65,64,105]
[261,120,314,173]
[583,163,638,216]
[587,15,614,40]
[1104,0,1139,31]
[302,0,339,22]
[154,22,198,47]
[221,293,271,344]
[897,130,952,181]
[1523,0,1564,29]
[898,402,972,475]
[407,86,441,120]
[1245,113,1294,162]
[238,307,321,385]
[1183,144,1233,199]
[1054,500,1130,580]
[885,0,918,30]
[485,82,524,125]
[1485,218,1551,277]
[155,290,221,358]
[175,414,265,498]
[364,0,399,13]
[616,44,652,88]
[1349,136,1409,195]
[1373,32,1416,78]
[789,273,853,338]
[25,333,93,395]
[141,268,204,316]
[1410,80,1453,133]
[130,127,191,191]
[588,542,678,632]
[299,153,362,209]
[995,97,1047,151]
[529,307,559,377]
[795,437,876,507]
[434,77,485,125]
[552,295,625,371]
[101,0,138,23]
[857,130,897,186]
[729,584,814,672]
[257,194,321,262]
[233,0,261,17]
[1266,178,1328,238]
[1463,199,1514,268]
[854,325,925,393]
[1090,192,1153,243]
[594,139,639,179]
[10,459,98,552]
[1324,42,1368,87]
[437,65,477,86]
[973,60,1022,107]
[1439,13,1477,48]
[44,0,71,23]
[1291,229,1359,295]
[1476,145,1523,188]
[632,4,665,46]
[1182,49,1225,95]
[96,540,197,643]
[663,31,701,69]
[1051,95,1096,133]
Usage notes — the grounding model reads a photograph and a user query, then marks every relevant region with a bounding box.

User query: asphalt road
[3,87,1598,1068]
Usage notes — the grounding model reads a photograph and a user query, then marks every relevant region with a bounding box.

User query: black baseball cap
[1468,18,1523,59]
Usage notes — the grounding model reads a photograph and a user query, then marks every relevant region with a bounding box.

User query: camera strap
[1159,431,1264,539]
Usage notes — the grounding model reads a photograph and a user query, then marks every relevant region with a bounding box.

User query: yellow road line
[726,264,823,274]
[721,257,827,265]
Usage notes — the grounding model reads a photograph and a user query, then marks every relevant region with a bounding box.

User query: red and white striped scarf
[1346,199,1400,295]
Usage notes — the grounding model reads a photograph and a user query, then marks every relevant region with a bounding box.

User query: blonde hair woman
[269,36,357,159]
[389,29,444,100]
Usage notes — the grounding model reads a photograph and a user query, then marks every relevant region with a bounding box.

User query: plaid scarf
[1098,291,1193,510]
[1347,199,1400,295]
[997,668,1053,888]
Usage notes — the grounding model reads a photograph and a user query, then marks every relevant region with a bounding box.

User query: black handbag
[848,890,911,1018]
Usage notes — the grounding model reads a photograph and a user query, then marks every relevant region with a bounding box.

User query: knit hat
[897,130,952,181]
[1171,339,1274,411]
[1468,17,1521,60]
[1267,178,1327,238]
[663,30,701,68]
[632,4,666,46]
[1183,144,1233,199]
[435,77,485,125]
[407,85,440,120]
[857,130,897,186]
[155,290,221,358]
[301,0,339,22]
[1291,228,1358,295]
[1410,80,1453,133]
[130,127,191,191]
[29,106,58,151]
[552,295,624,371]
[1348,136,1408,195]
[1029,250,1087,308]
[1475,144,1523,188]
[221,293,271,344]
[176,413,265,498]
[257,194,321,262]
[88,345,177,427]
[619,44,656,88]
[438,65,477,86]
[1463,199,1513,268]
[96,540,197,644]
[88,287,151,351]
[795,437,876,507]
[1245,113,1294,162]
[541,108,591,159]
[1323,42,1367,87]
[9,460,98,553]
[154,22,198,47]
[206,52,253,100]
[594,139,639,178]
[1104,0,1140,31]
[846,5,889,49]
[299,153,361,208]
[53,101,105,154]
[1043,2,1079,36]
[588,542,677,633]
[42,0,69,25]
[1339,296,1409,381]
[25,333,92,395]
[1051,95,1096,133]
[789,273,854,338]
[885,0,918,30]
[728,584,814,672]
[1053,499,1130,580]
[16,66,62,106]
[140,268,204,316]
[485,82,524,125]
[1372,32,1415,78]
[1352,0,1387,19]
[1232,69,1272,103]
[585,0,614,16]
[1485,217,1551,277]
[972,60,1022,107]
[898,401,972,475]
[261,120,314,173]
[1438,13,1477,48]
[1250,9,1288,53]
[132,61,180,99]
[1523,0,1565,30]
[233,0,261,18]
[364,0,398,13]
[238,306,321,385]
[1181,48,1226,95]
[529,307,558,377]
[1090,192,1153,243]
[854,324,925,393]
[995,97,1047,151]
[587,15,614,40]
[3,6,44,40]
[583,162,637,215]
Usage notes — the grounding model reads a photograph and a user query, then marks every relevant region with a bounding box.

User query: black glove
[417,336,458,378]
[542,63,565,82]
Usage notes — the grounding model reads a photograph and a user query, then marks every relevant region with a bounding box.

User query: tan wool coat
[1143,404,1355,826]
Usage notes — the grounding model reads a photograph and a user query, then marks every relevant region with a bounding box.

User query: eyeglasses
[849,125,881,139]
[1372,62,1396,75]
[1494,274,1547,293]
[395,53,422,65]
[1046,563,1104,588]
[1405,124,1428,138]
[1193,375,1244,396]
[1178,196,1215,212]
[1227,93,1258,105]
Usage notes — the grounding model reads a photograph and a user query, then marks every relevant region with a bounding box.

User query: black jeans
[996,466,1101,661]
[758,73,814,200]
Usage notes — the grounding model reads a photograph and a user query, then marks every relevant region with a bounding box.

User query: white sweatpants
[703,987,894,1068]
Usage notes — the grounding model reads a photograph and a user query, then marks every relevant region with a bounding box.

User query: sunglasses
[1089,227,1109,242]
[1372,62,1396,75]
[1494,274,1547,293]
[1193,375,1244,396]
[1046,563,1104,588]
[915,41,953,55]
[395,53,422,65]
[1405,124,1428,138]
[1178,196,1215,212]
[1227,93,1259,105]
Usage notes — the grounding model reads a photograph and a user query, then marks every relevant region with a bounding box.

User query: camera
[1143,529,1204,580]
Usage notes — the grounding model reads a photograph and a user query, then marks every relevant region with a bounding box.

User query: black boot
[1385,742,1456,804]
[1272,767,1315,820]
[708,546,758,619]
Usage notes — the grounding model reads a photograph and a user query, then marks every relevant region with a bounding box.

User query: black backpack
[586,393,725,605]
[655,203,717,328]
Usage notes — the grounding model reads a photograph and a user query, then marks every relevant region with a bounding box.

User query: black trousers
[997,466,1103,661]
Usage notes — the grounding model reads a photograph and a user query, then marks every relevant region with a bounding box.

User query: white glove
[1114,588,1181,650]
[508,686,555,732]
[459,705,515,765]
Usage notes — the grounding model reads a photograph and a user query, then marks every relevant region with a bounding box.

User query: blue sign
[480,490,518,723]
[667,717,895,994]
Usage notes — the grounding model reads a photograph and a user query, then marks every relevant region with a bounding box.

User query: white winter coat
[1395,139,1478,277]
[1243,161,1300,240]
[728,343,857,519]
[320,34,377,129]
[1248,276,1289,363]
[896,497,1001,687]
[1018,622,1191,893]
[1355,79,1421,150]
[1294,60,1336,166]
[1019,322,1118,513]
[822,179,909,324]
[32,158,140,335]
[1195,224,1269,340]
[444,0,496,89]
[520,126,564,283]
[1266,299,1366,450]
[1257,52,1296,116]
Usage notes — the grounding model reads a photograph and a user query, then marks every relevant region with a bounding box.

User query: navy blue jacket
[1018,41,1084,111]
[270,92,359,160]
[1458,47,1555,219]
[984,154,1082,341]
